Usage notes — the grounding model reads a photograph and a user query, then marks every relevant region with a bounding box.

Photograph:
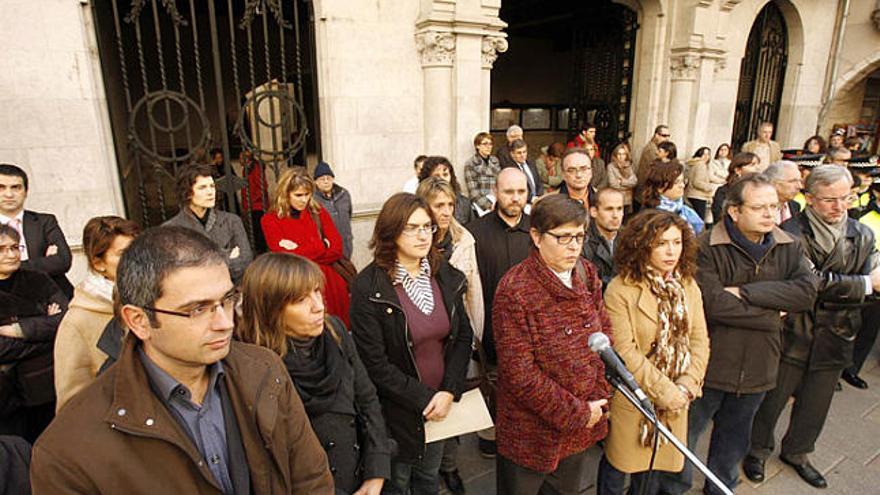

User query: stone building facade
[0,0,878,276]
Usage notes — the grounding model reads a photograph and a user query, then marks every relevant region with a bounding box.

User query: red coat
[492,251,612,472]
[261,207,350,326]
[241,159,267,212]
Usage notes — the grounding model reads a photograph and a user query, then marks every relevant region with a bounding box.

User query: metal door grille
[731,2,788,151]
[91,0,317,238]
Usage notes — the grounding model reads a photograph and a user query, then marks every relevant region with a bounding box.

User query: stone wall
[0,0,121,284]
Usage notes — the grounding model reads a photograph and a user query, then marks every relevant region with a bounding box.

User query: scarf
[81,270,114,303]
[724,215,774,262]
[393,258,434,315]
[659,196,705,234]
[282,330,352,417]
[639,268,692,447]
[804,206,847,256]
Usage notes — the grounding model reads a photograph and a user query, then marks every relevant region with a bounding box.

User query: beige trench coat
[602,275,710,473]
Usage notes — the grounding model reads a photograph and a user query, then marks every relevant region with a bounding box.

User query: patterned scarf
[393,258,434,315]
[639,268,692,447]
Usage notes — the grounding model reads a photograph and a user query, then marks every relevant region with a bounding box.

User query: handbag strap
[308,208,326,241]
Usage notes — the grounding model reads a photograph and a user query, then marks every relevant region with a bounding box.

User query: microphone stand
[607,375,734,495]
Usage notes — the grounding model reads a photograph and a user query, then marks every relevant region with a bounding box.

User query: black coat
[349,261,473,463]
[0,435,30,495]
[696,221,818,393]
[781,213,880,370]
[283,317,392,494]
[0,269,68,411]
[21,211,74,298]
[581,221,615,290]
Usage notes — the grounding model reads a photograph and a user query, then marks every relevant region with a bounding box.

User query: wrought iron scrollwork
[125,0,188,26]
[128,90,211,163]
[240,0,292,29]
[236,86,308,160]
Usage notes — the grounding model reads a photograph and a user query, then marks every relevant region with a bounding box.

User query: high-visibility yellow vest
[859,208,880,251]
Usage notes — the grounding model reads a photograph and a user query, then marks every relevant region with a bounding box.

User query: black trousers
[847,302,880,375]
[749,361,840,463]
[689,198,708,222]
[596,454,664,495]
[497,449,590,495]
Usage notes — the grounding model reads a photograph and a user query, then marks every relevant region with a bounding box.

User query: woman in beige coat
[597,209,710,495]
[54,216,140,410]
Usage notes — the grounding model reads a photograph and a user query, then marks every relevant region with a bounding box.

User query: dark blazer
[22,211,73,298]
[502,161,544,201]
[581,221,615,290]
[788,199,801,216]
[349,260,473,463]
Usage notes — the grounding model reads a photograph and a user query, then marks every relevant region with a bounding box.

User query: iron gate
[568,3,638,160]
[91,0,318,238]
[731,2,788,151]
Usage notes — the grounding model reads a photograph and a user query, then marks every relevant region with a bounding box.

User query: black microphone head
[588,332,610,352]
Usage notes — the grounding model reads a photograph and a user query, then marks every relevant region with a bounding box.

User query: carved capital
[481,35,508,69]
[670,54,701,80]
[415,31,456,67]
[873,8,880,31]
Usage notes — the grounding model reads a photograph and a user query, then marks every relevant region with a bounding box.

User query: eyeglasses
[145,291,240,321]
[478,141,493,147]
[401,224,438,237]
[814,194,856,205]
[741,203,780,214]
[658,133,671,138]
[0,244,22,256]
[564,166,592,176]
[544,231,587,245]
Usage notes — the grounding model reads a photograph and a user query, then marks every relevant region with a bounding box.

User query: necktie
[520,163,535,197]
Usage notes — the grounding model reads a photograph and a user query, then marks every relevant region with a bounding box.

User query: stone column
[480,35,508,131]
[668,53,701,155]
[416,30,456,157]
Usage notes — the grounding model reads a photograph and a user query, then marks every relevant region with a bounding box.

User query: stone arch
[819,50,880,136]
[835,51,880,95]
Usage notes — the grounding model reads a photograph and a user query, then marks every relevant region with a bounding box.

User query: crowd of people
[0,118,878,495]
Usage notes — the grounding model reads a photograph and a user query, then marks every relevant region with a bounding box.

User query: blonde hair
[415,176,466,242]
[236,253,326,356]
[271,166,320,217]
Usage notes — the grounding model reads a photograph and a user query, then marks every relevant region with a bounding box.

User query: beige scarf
[639,269,692,447]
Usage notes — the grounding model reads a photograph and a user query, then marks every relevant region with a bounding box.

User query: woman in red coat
[261,166,350,326]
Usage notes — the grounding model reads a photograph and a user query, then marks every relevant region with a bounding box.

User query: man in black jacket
[0,164,73,298]
[745,165,880,489]
[765,160,803,223]
[664,174,818,495]
[582,188,624,289]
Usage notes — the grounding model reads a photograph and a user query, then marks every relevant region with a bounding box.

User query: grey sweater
[163,208,253,283]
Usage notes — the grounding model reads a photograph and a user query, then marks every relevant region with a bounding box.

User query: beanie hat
[314,161,334,179]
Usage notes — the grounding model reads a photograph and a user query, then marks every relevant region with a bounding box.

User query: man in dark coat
[582,188,624,289]
[31,226,333,493]
[745,166,880,489]
[665,174,818,495]
[765,160,803,223]
[0,164,74,298]
[502,139,544,203]
[497,125,524,170]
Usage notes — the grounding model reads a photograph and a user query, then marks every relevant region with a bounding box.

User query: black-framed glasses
[145,291,240,321]
[544,231,587,245]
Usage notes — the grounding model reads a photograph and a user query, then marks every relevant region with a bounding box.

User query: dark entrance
[731,2,788,151]
[491,0,638,160]
[90,0,320,238]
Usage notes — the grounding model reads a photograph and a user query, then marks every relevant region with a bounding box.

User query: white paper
[424,388,494,443]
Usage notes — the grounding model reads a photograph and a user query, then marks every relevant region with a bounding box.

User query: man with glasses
[558,148,593,208]
[663,174,818,495]
[744,165,880,489]
[637,125,670,179]
[31,226,333,493]
[764,160,804,223]
[493,194,611,494]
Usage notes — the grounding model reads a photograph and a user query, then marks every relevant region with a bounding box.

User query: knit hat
[314,161,334,179]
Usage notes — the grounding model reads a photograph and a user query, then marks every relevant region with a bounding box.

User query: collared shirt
[0,210,27,261]
[393,257,434,314]
[517,161,537,201]
[138,349,234,495]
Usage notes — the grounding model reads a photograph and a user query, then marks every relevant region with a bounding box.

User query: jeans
[596,454,664,495]
[383,442,444,495]
[660,388,765,495]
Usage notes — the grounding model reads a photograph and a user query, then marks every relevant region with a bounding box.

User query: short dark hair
[531,194,587,234]
[727,152,758,183]
[0,164,28,191]
[593,187,625,208]
[510,138,527,151]
[116,226,227,325]
[641,160,684,208]
[414,155,428,169]
[419,156,462,195]
[82,216,142,272]
[175,163,215,207]
[654,125,669,135]
[0,224,20,243]
[370,193,441,278]
[722,173,775,212]
[658,141,678,160]
[473,132,493,148]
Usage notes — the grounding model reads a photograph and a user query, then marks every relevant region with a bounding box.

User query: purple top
[395,279,450,390]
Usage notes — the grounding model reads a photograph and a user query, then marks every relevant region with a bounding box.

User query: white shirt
[553,268,573,289]
[0,210,27,261]
[403,177,419,194]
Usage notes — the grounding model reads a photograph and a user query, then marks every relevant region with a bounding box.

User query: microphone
[588,332,654,415]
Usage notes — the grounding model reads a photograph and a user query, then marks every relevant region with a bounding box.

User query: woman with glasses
[0,224,68,442]
[607,144,638,214]
[464,132,502,214]
[493,194,612,494]
[349,193,473,494]
[642,161,705,234]
[262,166,350,326]
[597,209,709,495]
[237,253,391,495]
[54,216,140,410]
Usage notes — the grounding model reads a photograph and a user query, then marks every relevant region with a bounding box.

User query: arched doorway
[731,2,788,151]
[490,0,638,160]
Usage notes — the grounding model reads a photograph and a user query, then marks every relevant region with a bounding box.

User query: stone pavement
[443,344,880,494]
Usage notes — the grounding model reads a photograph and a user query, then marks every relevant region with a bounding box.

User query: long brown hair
[370,193,441,277]
[271,166,320,217]
[236,253,326,356]
[640,160,684,208]
[614,209,697,283]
